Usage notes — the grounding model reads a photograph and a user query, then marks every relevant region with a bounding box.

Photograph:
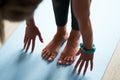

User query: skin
[25,18,80,64]
[42,26,69,61]
[72,0,94,75]
[24,16,43,53]
[23,0,94,75]
[42,27,80,63]
[57,30,80,64]
[42,0,80,64]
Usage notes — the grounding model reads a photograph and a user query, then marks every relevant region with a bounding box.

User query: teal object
[80,43,96,54]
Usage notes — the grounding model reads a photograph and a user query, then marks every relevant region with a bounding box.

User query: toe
[58,59,62,64]
[60,57,67,65]
[65,56,75,65]
[64,57,68,61]
[42,52,47,58]
[44,52,51,60]
[48,54,56,62]
[42,47,48,53]
[58,57,63,64]
[42,51,49,58]
[68,56,76,64]
[65,57,71,65]
[62,60,66,65]
[42,49,47,56]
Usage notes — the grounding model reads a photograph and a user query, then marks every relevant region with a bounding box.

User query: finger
[74,56,82,69]
[24,35,26,43]
[83,61,89,76]
[31,39,35,53]
[25,39,31,52]
[38,32,43,43]
[78,60,85,74]
[90,60,93,71]
[24,37,28,49]
[24,27,27,43]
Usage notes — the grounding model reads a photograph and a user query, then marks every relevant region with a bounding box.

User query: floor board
[102,41,120,80]
[0,21,22,47]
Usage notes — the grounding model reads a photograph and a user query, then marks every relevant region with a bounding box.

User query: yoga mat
[0,0,120,80]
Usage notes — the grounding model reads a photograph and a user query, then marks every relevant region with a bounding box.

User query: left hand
[24,25,43,53]
[74,48,94,76]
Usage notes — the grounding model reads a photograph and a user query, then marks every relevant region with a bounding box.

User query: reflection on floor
[0,0,120,80]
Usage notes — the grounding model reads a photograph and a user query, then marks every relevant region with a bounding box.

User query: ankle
[67,30,80,48]
[69,30,80,40]
[56,27,68,38]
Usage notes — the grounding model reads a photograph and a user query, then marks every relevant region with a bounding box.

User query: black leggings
[52,0,79,30]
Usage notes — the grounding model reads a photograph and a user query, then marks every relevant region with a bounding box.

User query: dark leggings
[52,0,79,30]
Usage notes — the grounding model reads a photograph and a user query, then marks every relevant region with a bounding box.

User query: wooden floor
[0,21,22,47]
[1,20,120,80]
[102,41,120,80]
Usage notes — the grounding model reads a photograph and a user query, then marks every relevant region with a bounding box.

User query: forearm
[80,19,93,50]
[72,0,93,49]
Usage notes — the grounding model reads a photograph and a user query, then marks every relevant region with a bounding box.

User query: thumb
[38,32,43,43]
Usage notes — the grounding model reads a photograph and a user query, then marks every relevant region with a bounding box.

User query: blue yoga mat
[0,0,120,80]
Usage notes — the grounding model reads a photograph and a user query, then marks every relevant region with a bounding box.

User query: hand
[74,48,94,76]
[24,25,43,53]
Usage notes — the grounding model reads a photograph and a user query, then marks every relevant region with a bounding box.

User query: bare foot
[42,27,68,62]
[58,30,80,65]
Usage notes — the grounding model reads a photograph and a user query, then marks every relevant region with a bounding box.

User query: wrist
[26,16,35,27]
[80,43,96,54]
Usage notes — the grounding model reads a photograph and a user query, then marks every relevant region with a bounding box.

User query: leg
[42,0,70,61]
[58,1,80,65]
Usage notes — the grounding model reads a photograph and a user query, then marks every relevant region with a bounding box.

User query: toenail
[48,58,52,61]
[66,62,69,64]
[58,60,62,63]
